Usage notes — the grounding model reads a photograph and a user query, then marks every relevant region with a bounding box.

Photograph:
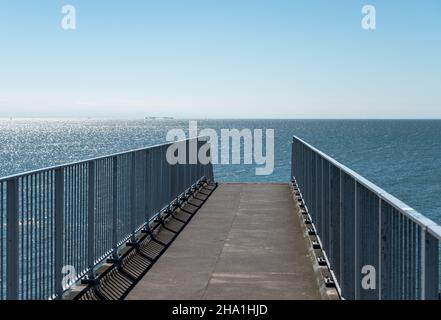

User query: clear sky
[0,0,440,119]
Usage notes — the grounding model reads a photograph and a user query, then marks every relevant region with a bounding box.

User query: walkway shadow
[74,183,218,300]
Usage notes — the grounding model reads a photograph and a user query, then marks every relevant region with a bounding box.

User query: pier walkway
[2,136,440,300]
[126,183,321,300]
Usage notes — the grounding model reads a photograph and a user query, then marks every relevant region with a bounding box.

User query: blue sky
[0,0,440,118]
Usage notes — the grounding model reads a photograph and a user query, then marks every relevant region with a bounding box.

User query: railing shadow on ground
[75,182,218,300]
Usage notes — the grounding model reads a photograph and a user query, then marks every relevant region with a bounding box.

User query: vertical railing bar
[420,228,426,300]
[69,166,73,276]
[0,182,3,299]
[6,177,19,300]
[0,182,2,300]
[64,168,68,280]
[410,221,415,299]
[28,174,34,299]
[25,175,29,299]
[101,161,105,256]
[167,145,172,206]
[130,153,136,243]
[320,156,323,245]
[112,156,118,258]
[94,163,98,264]
[32,174,36,299]
[29,175,33,299]
[378,197,382,300]
[45,174,49,297]
[145,150,151,222]
[102,161,105,253]
[76,165,80,273]
[73,167,77,273]
[108,159,111,253]
[71,166,75,274]
[98,160,101,258]
[84,163,88,271]
[87,161,95,279]
[399,212,403,299]
[37,173,41,298]
[104,160,108,253]
[405,218,409,298]
[54,168,64,299]
[73,166,77,273]
[106,159,110,252]
[393,208,397,299]
[158,147,163,214]
[403,217,407,298]
[162,145,166,211]
[78,165,82,272]
[354,179,358,300]
[97,161,100,259]
[95,162,98,259]
[328,161,331,261]
[167,144,172,207]
[108,158,111,254]
[42,172,47,298]
[339,168,343,295]
[47,172,50,298]
[70,167,74,280]
[409,222,413,299]
[105,159,108,255]
[63,168,67,278]
[101,160,105,257]
[51,171,55,296]
[98,162,102,256]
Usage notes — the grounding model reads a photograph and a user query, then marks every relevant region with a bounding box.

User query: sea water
[0,118,440,224]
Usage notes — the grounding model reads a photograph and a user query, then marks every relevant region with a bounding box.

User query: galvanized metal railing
[0,137,213,300]
[292,136,441,300]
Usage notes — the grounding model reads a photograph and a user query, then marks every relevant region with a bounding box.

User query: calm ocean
[1,119,440,224]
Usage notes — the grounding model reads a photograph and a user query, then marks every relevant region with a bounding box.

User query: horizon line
[2,117,441,121]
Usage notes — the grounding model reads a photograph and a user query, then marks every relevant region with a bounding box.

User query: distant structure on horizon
[145,116,174,120]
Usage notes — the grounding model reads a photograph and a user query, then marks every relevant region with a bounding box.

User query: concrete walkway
[126,183,321,300]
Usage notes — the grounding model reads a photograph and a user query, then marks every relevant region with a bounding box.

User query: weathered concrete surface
[126,183,321,300]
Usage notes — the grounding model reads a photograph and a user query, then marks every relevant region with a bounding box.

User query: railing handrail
[293,136,441,240]
[0,136,208,182]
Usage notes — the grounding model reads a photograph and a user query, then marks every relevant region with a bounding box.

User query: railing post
[87,161,95,279]
[112,156,118,258]
[6,178,19,300]
[195,140,199,182]
[207,140,213,182]
[327,162,330,257]
[205,140,209,181]
[291,138,294,180]
[172,150,178,201]
[145,149,152,221]
[54,168,64,299]
[130,152,136,242]
[339,168,343,296]
[421,229,439,300]
[320,157,324,237]
[378,197,382,300]
[159,146,164,210]
[163,145,167,208]
[354,180,359,300]
[421,229,426,300]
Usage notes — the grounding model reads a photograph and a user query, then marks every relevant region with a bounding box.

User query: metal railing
[292,136,441,300]
[0,137,213,300]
